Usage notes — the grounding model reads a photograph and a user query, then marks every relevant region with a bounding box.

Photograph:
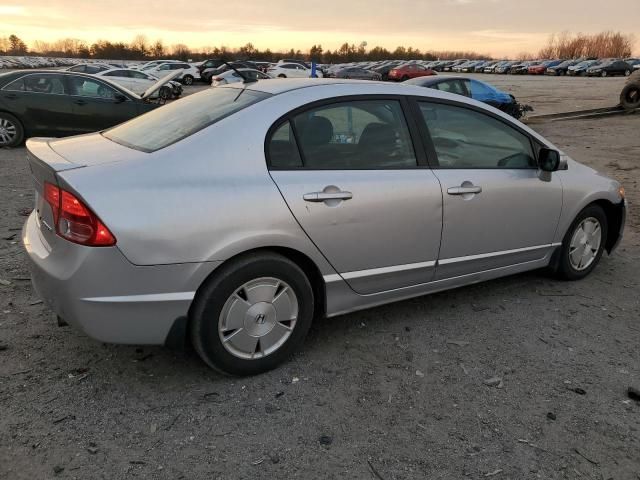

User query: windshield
[104,87,271,152]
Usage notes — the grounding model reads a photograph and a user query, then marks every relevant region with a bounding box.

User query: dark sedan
[586,59,634,77]
[331,67,381,80]
[0,70,167,147]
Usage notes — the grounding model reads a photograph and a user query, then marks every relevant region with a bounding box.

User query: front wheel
[190,252,314,376]
[624,70,631,77]
[278,74,287,78]
[182,74,194,85]
[555,205,608,280]
[601,71,608,77]
[0,112,24,148]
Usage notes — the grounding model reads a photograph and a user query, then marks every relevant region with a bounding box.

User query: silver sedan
[22,79,626,375]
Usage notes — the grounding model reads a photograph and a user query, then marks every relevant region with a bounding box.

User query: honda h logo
[255,314,266,324]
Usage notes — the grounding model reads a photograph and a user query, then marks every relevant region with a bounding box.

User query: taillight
[43,181,116,246]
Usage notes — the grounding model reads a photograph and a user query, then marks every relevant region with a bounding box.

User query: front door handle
[303,191,353,202]
[3,93,17,100]
[447,185,482,195]
[74,99,87,106]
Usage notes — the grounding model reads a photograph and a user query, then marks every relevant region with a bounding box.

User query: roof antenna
[222,61,257,84]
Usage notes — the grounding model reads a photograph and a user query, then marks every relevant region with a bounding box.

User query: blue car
[403,76,531,118]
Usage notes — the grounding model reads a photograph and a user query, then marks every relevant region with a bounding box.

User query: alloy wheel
[218,277,298,360]
[0,117,17,146]
[568,217,602,271]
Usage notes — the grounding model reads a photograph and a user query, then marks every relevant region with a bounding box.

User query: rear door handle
[303,191,353,202]
[447,186,482,195]
[74,99,87,106]
[3,93,18,100]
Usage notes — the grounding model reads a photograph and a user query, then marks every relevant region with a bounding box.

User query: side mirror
[538,147,560,172]
[114,93,127,104]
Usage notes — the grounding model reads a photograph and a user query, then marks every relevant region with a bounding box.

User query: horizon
[1,0,638,57]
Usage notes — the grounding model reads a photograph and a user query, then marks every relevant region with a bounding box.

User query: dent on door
[270,170,443,295]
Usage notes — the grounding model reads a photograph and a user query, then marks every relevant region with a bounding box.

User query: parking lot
[1,74,639,479]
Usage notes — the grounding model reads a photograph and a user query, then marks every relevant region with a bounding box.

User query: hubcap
[218,277,298,359]
[569,217,601,271]
[0,118,17,145]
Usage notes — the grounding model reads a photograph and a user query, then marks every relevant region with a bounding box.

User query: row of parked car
[321,57,640,80]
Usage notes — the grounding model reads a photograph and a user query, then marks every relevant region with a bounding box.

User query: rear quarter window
[103,87,270,152]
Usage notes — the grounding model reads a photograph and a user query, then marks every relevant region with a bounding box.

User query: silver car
[22,79,626,375]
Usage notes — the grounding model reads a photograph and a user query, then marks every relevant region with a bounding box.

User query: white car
[134,59,183,71]
[267,63,323,78]
[211,68,272,86]
[146,62,201,85]
[94,68,181,97]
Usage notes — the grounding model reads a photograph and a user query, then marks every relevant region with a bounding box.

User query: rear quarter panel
[56,107,337,278]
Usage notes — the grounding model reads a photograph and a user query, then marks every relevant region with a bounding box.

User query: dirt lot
[1,76,639,480]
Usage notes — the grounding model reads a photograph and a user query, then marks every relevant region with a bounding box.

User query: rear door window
[104,87,270,152]
[10,74,67,94]
[268,99,417,169]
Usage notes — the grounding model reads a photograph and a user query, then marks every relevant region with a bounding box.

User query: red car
[388,63,436,81]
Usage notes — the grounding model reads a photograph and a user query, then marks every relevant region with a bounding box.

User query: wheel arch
[591,199,625,253]
[188,246,326,323]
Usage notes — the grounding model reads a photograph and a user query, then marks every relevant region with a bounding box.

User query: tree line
[1,31,635,63]
[0,34,490,62]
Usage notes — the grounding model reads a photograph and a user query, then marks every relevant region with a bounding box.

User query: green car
[0,69,178,147]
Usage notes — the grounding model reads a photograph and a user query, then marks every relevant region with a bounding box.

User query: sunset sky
[1,0,638,57]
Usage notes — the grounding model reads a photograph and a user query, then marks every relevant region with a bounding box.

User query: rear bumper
[22,211,220,345]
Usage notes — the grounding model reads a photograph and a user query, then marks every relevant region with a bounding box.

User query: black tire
[624,70,631,77]
[190,252,314,376]
[601,71,607,78]
[620,82,640,110]
[182,74,194,85]
[0,112,24,148]
[555,204,608,281]
[278,74,287,78]
[401,75,409,81]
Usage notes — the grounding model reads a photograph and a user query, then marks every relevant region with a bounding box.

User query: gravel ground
[1,76,639,480]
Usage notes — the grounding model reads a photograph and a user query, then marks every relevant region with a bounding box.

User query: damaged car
[0,70,180,147]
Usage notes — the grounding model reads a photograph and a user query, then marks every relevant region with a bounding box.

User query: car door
[267,97,443,295]
[414,99,562,279]
[0,72,75,136]
[67,75,139,132]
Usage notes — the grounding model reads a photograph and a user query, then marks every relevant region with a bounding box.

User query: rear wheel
[624,69,632,77]
[601,71,608,77]
[278,74,287,78]
[190,252,314,376]
[401,75,409,81]
[555,205,608,280]
[0,112,24,148]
